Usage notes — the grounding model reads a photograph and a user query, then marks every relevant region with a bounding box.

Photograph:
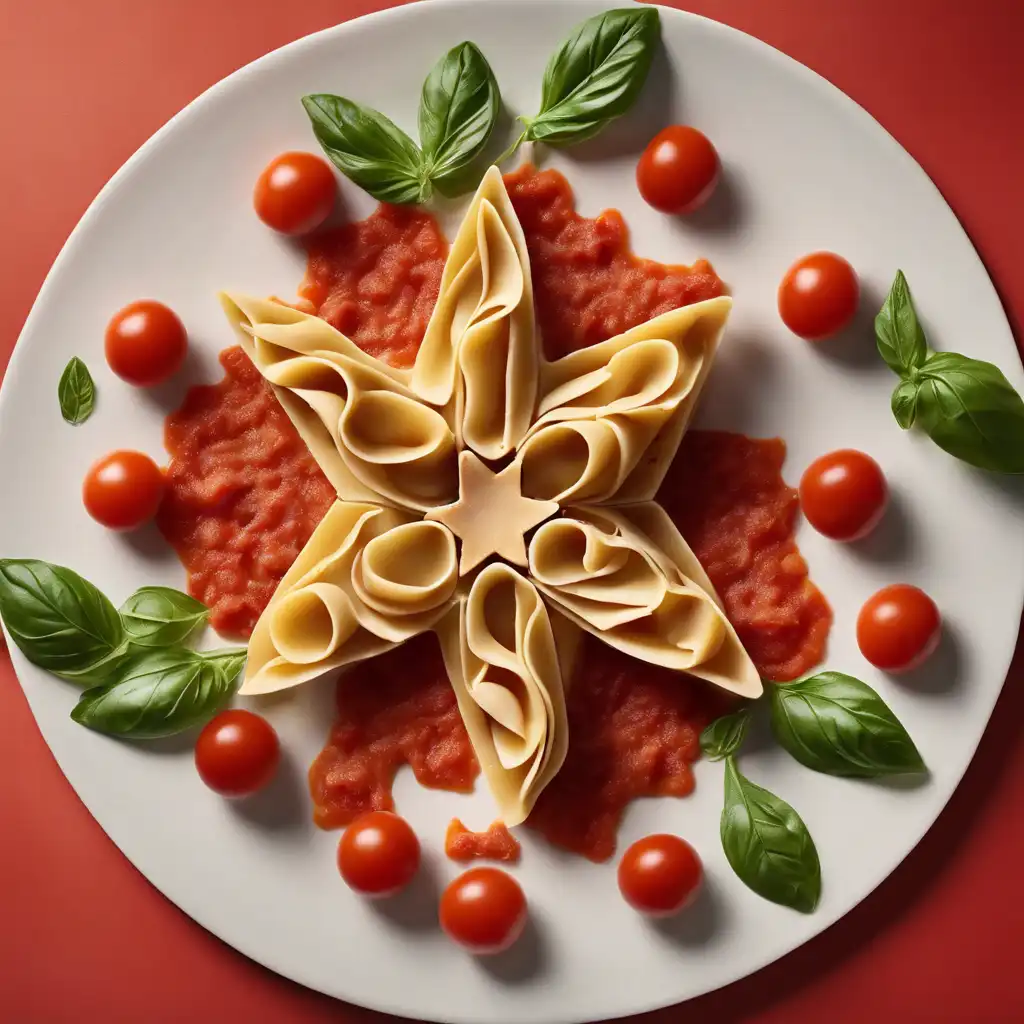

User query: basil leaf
[769,672,925,778]
[0,559,123,679]
[526,8,660,146]
[70,646,243,738]
[915,351,1024,473]
[700,707,750,761]
[419,42,499,197]
[721,756,821,913]
[302,94,428,204]
[875,270,927,374]
[203,647,248,687]
[891,378,920,429]
[58,357,96,425]
[119,586,208,648]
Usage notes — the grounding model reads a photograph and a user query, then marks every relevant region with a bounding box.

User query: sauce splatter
[445,819,522,864]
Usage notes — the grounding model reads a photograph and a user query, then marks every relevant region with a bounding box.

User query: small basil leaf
[891,377,920,429]
[915,351,1024,473]
[302,94,428,204]
[700,707,750,761]
[119,586,208,648]
[419,42,500,197]
[721,756,821,913]
[875,270,928,375]
[526,7,660,146]
[70,646,243,738]
[58,357,96,425]
[0,559,124,679]
[769,672,925,778]
[203,647,248,687]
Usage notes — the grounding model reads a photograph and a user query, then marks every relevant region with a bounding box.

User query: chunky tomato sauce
[445,819,522,864]
[162,164,831,861]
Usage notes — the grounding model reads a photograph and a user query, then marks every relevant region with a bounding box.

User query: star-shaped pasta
[220,166,761,827]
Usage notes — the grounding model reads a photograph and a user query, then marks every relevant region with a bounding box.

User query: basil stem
[700,707,750,761]
[58,357,96,425]
[769,672,925,778]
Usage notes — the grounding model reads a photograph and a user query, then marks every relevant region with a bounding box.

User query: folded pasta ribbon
[519,297,731,504]
[243,502,459,695]
[528,503,762,699]
[437,563,568,826]
[413,166,538,461]
[220,293,458,512]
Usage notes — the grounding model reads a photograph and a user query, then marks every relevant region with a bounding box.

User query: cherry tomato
[617,834,703,916]
[195,709,280,797]
[778,252,860,340]
[857,584,941,672]
[82,450,165,530]
[338,811,420,897]
[440,867,527,954]
[636,125,720,214]
[799,449,888,541]
[105,300,188,387]
[253,152,337,235]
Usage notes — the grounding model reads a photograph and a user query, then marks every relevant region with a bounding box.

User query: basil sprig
[507,7,659,156]
[721,755,821,913]
[769,672,925,778]
[58,357,96,425]
[303,41,499,204]
[700,707,750,761]
[876,271,1024,473]
[0,558,244,738]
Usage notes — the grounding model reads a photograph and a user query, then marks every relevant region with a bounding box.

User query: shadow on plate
[370,857,441,935]
[802,280,888,374]
[228,750,310,832]
[894,622,964,698]
[845,485,916,564]
[651,876,726,948]
[475,913,551,985]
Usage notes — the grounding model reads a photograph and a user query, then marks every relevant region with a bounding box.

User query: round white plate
[2,1,1022,1021]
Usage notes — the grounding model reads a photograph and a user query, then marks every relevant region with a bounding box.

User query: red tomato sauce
[445,819,522,864]
[504,163,726,359]
[309,634,478,829]
[157,346,334,637]
[298,203,447,368]
[161,164,831,861]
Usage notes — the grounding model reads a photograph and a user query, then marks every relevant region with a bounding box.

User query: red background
[2,1,1022,1021]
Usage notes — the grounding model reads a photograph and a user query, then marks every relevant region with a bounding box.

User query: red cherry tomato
[195,709,280,797]
[799,449,888,541]
[253,152,337,235]
[440,867,527,954]
[82,450,165,530]
[857,584,941,672]
[338,811,421,897]
[636,125,720,214]
[617,834,703,917]
[778,252,860,340]
[105,300,188,387]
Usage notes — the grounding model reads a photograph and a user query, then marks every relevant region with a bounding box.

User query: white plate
[1,1,1022,1021]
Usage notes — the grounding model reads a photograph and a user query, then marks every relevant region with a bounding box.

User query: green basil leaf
[700,707,750,761]
[0,559,124,679]
[769,672,925,778]
[891,377,920,429]
[915,350,1024,473]
[119,586,208,648]
[526,8,660,146]
[302,94,428,204]
[419,42,499,197]
[203,647,248,687]
[721,756,821,913]
[70,646,243,738]
[58,357,96,425]
[875,270,928,375]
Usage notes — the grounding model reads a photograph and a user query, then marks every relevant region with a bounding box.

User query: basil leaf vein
[526,7,660,146]
[70,646,244,739]
[721,756,821,913]
[419,41,499,196]
[119,586,209,648]
[875,269,927,374]
[0,559,124,679]
[700,707,750,761]
[769,672,925,777]
[302,94,428,204]
[58,357,96,425]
